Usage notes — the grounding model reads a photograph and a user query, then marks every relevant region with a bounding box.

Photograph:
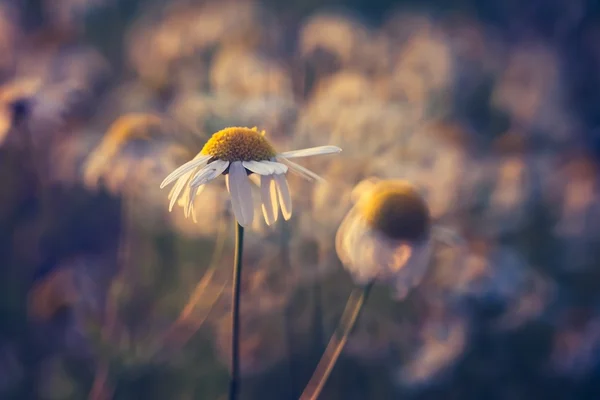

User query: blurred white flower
[395,314,469,388]
[336,179,434,299]
[299,13,372,68]
[210,47,293,99]
[491,42,576,145]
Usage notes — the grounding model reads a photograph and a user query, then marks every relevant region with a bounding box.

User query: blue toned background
[1,0,600,399]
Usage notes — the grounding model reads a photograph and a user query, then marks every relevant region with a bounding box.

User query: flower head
[336,178,433,299]
[200,126,276,162]
[160,126,341,227]
[357,179,430,241]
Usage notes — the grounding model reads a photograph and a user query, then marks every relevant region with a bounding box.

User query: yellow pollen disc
[200,126,277,162]
[358,180,430,241]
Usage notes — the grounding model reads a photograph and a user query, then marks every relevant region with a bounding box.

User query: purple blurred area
[1,0,600,399]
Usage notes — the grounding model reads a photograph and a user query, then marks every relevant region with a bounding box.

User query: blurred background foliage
[2,0,600,399]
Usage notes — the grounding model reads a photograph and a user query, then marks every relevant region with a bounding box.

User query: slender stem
[229,222,244,400]
[300,282,374,400]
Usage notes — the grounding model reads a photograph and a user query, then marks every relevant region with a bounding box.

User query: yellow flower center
[358,180,430,241]
[200,126,277,162]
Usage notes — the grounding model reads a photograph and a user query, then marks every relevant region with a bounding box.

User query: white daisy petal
[274,174,292,220]
[168,171,193,212]
[278,157,325,182]
[260,175,279,226]
[248,174,261,187]
[190,160,229,187]
[160,154,212,188]
[263,160,288,174]
[277,146,341,159]
[243,160,275,175]
[227,161,254,227]
[186,185,205,218]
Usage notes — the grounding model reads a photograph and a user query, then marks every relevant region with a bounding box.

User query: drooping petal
[168,171,193,212]
[243,160,274,175]
[160,154,212,188]
[274,174,292,220]
[186,185,206,218]
[260,175,279,226]
[261,160,288,174]
[243,160,288,175]
[277,146,341,159]
[278,157,325,182]
[227,161,255,227]
[190,160,229,187]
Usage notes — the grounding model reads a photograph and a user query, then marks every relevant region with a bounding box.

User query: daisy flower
[301,179,456,400]
[160,126,341,227]
[336,178,435,300]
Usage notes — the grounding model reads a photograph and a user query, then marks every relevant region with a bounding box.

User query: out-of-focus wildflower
[547,156,599,237]
[161,126,341,227]
[210,47,293,99]
[127,0,280,89]
[0,78,74,147]
[385,122,475,221]
[396,314,469,388]
[83,113,222,236]
[475,135,537,236]
[298,13,388,74]
[168,93,297,150]
[491,270,556,332]
[542,154,600,272]
[491,42,575,145]
[84,113,189,195]
[311,71,374,104]
[296,73,415,159]
[382,27,454,118]
[336,179,433,299]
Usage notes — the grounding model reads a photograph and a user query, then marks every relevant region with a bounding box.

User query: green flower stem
[300,282,374,400]
[229,221,245,400]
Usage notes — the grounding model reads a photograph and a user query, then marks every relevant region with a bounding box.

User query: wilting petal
[160,154,212,188]
[243,160,276,175]
[278,146,341,159]
[227,161,254,227]
[261,160,288,174]
[274,174,292,220]
[190,160,229,187]
[186,185,205,218]
[260,175,279,226]
[168,171,193,212]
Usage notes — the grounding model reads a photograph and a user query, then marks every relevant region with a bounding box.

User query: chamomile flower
[160,126,341,227]
[336,178,435,299]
